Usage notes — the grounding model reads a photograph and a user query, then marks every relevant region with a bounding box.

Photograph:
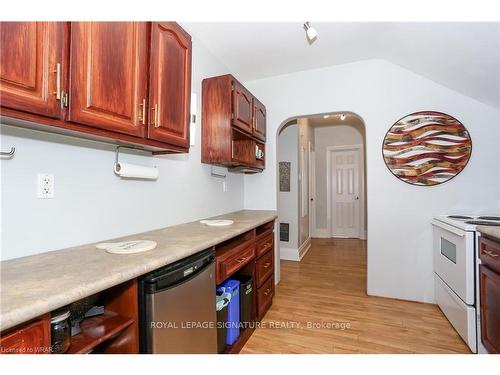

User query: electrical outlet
[37,173,54,199]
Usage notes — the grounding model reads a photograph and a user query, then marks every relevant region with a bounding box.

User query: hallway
[241,238,470,353]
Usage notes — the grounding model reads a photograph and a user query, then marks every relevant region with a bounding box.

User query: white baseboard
[298,238,311,260]
[313,228,367,240]
[280,247,300,261]
[313,228,330,238]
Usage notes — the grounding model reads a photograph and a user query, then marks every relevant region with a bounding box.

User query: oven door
[432,220,475,304]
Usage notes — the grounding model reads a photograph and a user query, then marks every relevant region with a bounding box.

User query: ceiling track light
[340,113,346,121]
[304,22,318,43]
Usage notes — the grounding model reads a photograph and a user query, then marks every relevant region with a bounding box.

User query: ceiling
[183,22,500,108]
[306,113,365,128]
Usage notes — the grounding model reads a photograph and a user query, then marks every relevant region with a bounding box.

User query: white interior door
[331,149,360,238]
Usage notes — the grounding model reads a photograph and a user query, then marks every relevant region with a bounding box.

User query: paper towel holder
[114,145,158,178]
[115,145,152,165]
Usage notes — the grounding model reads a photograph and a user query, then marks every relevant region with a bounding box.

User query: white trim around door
[326,144,365,240]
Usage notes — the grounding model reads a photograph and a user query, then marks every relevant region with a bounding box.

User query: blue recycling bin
[217,279,240,345]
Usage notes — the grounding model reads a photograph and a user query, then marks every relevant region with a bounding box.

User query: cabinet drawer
[480,237,500,273]
[256,250,274,288]
[216,244,255,284]
[0,317,50,354]
[257,276,274,319]
[256,233,273,258]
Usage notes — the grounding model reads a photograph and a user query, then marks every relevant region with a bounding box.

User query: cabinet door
[480,265,500,353]
[0,22,66,118]
[253,99,266,141]
[148,22,191,148]
[69,22,148,137]
[232,82,253,134]
[0,317,50,354]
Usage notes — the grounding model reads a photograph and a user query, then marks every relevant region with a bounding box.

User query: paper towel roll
[114,162,159,180]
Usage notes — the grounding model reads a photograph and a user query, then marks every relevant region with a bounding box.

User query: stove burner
[447,215,473,220]
[477,216,500,221]
[465,220,500,226]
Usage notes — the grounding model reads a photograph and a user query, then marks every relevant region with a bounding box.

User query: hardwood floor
[241,238,470,354]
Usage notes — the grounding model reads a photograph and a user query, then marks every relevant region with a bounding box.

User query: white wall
[277,123,299,253]
[244,59,500,303]
[314,124,364,231]
[0,36,245,261]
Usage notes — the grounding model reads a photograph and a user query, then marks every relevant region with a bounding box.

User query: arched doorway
[275,111,367,287]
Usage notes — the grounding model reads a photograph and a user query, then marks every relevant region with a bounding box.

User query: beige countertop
[0,209,277,332]
[477,225,500,241]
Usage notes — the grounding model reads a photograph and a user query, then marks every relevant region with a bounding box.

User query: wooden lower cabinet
[0,279,139,355]
[256,249,274,288]
[215,220,275,353]
[0,316,50,354]
[480,265,500,353]
[256,275,274,319]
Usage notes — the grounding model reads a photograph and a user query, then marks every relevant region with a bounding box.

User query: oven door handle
[431,219,466,237]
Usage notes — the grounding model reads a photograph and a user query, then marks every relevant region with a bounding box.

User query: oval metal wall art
[382,111,472,186]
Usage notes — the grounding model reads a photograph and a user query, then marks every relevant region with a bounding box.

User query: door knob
[355,196,359,200]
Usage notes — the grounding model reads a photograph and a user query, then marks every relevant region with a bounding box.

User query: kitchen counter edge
[0,209,277,332]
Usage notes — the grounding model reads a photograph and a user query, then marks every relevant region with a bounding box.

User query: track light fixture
[304,22,318,43]
[340,113,346,121]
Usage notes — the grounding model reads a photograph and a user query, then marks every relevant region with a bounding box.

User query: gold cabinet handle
[263,262,271,269]
[139,99,146,125]
[151,103,160,128]
[484,250,499,258]
[236,257,247,264]
[264,288,271,296]
[151,104,158,127]
[53,63,61,100]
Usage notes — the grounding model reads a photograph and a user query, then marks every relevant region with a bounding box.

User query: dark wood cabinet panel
[0,316,50,354]
[69,22,148,137]
[201,75,233,164]
[480,236,500,273]
[257,275,274,319]
[480,265,500,353]
[253,98,266,141]
[256,249,274,288]
[232,81,253,134]
[202,74,266,172]
[256,232,273,258]
[148,22,191,148]
[0,22,67,119]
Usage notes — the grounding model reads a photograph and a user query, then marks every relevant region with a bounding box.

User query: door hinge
[231,113,234,120]
[61,92,69,108]
[231,84,234,91]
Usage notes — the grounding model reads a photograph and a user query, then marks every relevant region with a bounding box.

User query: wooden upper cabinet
[148,22,191,148]
[0,22,67,119]
[68,22,148,138]
[202,74,266,172]
[232,82,253,135]
[253,98,266,141]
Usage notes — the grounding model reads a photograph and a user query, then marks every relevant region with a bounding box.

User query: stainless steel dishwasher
[139,248,217,353]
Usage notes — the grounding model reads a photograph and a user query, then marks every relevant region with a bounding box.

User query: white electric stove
[432,214,500,354]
